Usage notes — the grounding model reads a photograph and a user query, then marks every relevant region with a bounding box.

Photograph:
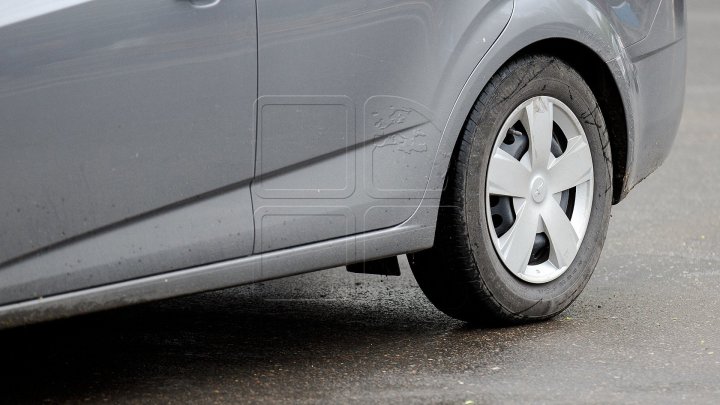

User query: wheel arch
[401,0,642,240]
[427,38,631,209]
[510,39,629,204]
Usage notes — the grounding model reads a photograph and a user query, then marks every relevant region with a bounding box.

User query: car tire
[408,55,613,325]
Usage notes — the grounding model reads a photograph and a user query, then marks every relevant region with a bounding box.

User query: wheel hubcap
[530,177,547,203]
[485,96,594,284]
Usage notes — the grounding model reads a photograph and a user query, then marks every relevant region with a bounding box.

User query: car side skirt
[0,221,435,329]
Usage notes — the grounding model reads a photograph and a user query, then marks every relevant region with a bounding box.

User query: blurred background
[1,1,718,403]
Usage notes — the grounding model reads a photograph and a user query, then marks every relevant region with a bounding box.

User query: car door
[252,0,512,253]
[0,0,257,305]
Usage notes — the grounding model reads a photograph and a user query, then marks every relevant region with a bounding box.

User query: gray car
[0,0,686,328]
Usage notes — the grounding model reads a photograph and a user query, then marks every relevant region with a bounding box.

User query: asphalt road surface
[2,3,719,404]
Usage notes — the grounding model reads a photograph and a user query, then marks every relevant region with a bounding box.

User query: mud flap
[346,256,401,276]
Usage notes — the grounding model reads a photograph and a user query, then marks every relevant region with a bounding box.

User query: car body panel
[620,0,687,194]
[0,0,257,305]
[0,0,686,326]
[590,0,664,47]
[0,187,254,306]
[419,0,686,205]
[252,0,513,252]
[0,215,436,328]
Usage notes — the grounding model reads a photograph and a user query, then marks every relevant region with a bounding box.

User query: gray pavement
[1,2,719,404]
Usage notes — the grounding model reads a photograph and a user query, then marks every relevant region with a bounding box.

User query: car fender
[405,0,641,228]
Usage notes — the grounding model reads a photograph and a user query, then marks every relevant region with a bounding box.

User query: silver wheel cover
[485,96,594,284]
